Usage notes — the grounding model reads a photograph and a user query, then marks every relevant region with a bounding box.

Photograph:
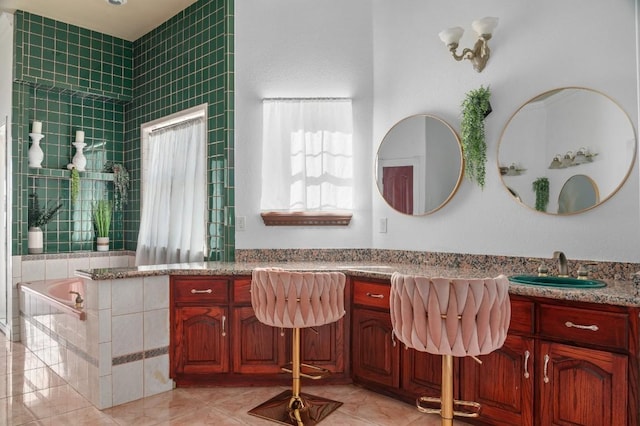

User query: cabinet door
[401,347,443,399]
[301,318,345,373]
[232,306,286,374]
[461,334,534,426]
[174,306,229,374]
[352,308,399,388]
[538,341,627,426]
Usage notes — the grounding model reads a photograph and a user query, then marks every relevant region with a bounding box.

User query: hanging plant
[460,86,492,189]
[532,177,550,212]
[104,162,130,212]
[70,167,80,204]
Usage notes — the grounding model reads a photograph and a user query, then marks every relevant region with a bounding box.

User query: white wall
[236,0,640,263]
[371,0,638,262]
[234,0,374,248]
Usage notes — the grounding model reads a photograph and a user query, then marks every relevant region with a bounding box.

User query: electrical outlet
[379,218,387,233]
[236,216,246,231]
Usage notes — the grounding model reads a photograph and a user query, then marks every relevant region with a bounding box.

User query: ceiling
[0,0,198,41]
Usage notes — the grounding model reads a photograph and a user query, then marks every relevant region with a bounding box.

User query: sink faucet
[69,291,83,309]
[553,251,568,277]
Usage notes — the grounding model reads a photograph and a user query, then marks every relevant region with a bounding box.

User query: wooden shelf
[28,167,114,181]
[260,211,352,226]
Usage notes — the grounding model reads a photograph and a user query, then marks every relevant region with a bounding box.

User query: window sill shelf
[260,211,352,226]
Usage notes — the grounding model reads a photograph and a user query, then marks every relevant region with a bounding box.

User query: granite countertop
[75,261,640,307]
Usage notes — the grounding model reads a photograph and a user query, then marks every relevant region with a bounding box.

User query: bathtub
[19,278,86,320]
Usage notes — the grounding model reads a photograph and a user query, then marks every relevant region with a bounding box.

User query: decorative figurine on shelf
[28,120,45,168]
[71,130,87,171]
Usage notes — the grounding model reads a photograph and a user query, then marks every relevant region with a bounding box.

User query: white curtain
[261,99,353,211]
[136,118,206,265]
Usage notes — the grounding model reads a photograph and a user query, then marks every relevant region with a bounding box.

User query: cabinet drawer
[173,277,228,303]
[538,304,628,350]
[509,297,534,334]
[353,280,390,310]
[233,278,252,303]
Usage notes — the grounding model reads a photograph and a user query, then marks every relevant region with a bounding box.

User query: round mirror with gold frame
[498,87,637,215]
[375,114,464,215]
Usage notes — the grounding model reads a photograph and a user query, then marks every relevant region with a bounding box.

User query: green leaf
[460,86,491,189]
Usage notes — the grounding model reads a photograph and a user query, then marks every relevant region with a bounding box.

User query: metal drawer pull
[366,292,384,299]
[191,288,213,294]
[523,350,530,379]
[543,354,550,384]
[391,331,397,347]
[565,321,598,332]
[222,315,226,337]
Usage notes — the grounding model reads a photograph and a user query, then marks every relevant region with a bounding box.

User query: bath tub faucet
[553,251,568,277]
[69,291,83,308]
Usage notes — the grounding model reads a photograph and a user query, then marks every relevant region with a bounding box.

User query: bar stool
[390,273,511,426]
[248,268,346,426]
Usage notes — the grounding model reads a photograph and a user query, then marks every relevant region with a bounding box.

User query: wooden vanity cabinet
[462,295,636,426]
[171,277,230,377]
[351,278,445,402]
[171,275,349,386]
[461,297,535,426]
[351,279,638,426]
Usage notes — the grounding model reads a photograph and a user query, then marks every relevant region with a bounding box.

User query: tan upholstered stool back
[390,273,511,357]
[251,268,346,329]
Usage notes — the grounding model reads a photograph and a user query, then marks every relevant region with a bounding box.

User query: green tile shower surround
[12,0,235,260]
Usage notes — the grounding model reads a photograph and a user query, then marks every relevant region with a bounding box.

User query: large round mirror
[375,114,463,215]
[498,87,637,215]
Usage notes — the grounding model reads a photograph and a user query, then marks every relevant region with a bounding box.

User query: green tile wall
[12,12,131,254]
[14,12,133,101]
[12,1,234,259]
[126,0,235,261]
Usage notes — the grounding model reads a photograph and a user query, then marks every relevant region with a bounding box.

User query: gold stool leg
[441,355,454,426]
[248,327,343,425]
[288,328,305,425]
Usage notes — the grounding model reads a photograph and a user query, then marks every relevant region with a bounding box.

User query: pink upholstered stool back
[251,268,346,329]
[390,273,511,357]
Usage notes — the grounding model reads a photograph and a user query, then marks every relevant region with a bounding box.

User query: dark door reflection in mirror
[376,114,463,215]
[499,87,636,215]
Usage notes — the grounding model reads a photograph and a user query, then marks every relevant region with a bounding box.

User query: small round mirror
[498,87,636,215]
[375,114,463,215]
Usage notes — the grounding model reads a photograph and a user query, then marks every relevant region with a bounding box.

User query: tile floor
[0,331,470,425]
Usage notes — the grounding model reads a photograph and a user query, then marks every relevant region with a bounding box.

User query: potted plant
[532,177,550,212]
[28,193,63,254]
[93,199,112,251]
[460,86,492,189]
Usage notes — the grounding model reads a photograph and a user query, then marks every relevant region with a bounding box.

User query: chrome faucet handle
[527,258,548,276]
[577,263,597,280]
[537,263,549,277]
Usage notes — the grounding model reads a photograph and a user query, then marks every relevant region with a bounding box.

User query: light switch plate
[379,218,387,233]
[236,216,246,231]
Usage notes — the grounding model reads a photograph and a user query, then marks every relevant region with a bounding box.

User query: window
[136,105,207,265]
[260,98,353,226]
